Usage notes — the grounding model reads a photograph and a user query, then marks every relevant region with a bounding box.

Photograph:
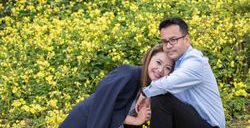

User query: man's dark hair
[159,17,189,35]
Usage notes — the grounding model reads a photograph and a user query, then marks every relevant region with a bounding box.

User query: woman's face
[148,52,173,81]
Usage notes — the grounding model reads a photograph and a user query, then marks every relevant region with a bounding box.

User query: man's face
[160,25,190,60]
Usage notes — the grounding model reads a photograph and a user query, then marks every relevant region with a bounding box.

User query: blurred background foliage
[0,0,249,127]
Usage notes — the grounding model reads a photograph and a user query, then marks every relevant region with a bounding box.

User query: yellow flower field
[0,0,249,127]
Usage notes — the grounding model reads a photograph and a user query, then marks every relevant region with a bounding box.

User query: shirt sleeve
[143,54,203,97]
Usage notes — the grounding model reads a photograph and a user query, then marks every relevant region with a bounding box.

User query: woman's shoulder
[116,64,142,73]
[117,64,140,69]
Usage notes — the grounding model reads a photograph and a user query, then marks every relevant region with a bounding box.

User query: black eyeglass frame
[161,34,187,46]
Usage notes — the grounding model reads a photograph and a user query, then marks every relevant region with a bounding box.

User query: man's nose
[166,43,173,48]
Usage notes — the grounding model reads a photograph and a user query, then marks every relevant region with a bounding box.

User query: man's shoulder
[185,48,205,59]
[188,48,203,56]
[181,48,208,64]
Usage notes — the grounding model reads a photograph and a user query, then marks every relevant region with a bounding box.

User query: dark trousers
[150,93,214,128]
[124,125,142,128]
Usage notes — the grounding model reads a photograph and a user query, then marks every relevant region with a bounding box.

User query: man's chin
[168,54,177,60]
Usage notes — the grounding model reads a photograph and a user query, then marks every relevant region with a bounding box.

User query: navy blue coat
[59,65,142,128]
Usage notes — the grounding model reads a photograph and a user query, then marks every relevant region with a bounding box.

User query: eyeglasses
[161,34,186,46]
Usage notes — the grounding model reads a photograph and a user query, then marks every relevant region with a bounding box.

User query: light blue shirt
[143,46,225,128]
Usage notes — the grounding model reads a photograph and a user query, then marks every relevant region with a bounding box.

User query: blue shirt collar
[175,45,192,68]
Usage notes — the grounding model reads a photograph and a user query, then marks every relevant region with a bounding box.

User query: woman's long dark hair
[141,44,164,88]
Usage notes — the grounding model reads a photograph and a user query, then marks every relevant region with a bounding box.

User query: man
[136,17,225,128]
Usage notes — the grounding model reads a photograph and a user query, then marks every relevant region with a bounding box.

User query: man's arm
[144,55,203,97]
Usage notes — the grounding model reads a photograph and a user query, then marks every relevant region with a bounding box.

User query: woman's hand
[124,96,151,126]
[134,101,151,125]
[135,93,146,113]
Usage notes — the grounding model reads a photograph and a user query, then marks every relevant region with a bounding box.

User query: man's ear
[184,34,190,44]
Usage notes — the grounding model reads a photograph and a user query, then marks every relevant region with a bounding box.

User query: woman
[59,44,174,128]
[123,44,174,128]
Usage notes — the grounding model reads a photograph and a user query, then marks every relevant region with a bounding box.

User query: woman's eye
[156,61,161,65]
[165,67,171,71]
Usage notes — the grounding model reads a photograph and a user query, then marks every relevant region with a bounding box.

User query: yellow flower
[148,23,158,37]
[219,83,224,89]
[21,105,30,112]
[45,110,66,126]
[216,59,222,68]
[130,3,138,12]
[29,107,36,114]
[38,0,47,4]
[27,5,35,11]
[234,82,246,88]
[230,61,235,68]
[235,89,248,97]
[30,104,45,114]
[11,86,18,94]
[12,98,26,107]
[46,75,53,83]
[48,99,58,108]
[20,120,26,126]
[36,71,45,78]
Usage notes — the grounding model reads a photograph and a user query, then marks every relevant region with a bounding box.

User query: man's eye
[169,38,177,42]
[162,40,169,44]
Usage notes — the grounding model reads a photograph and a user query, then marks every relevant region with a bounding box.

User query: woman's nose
[157,66,164,74]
